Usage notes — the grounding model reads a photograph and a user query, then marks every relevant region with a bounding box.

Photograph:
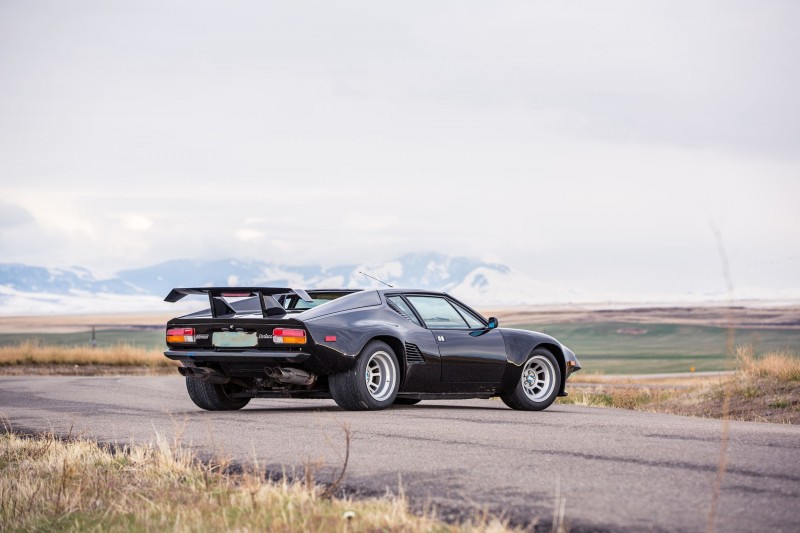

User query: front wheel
[329,341,400,410]
[185,377,250,411]
[501,348,562,411]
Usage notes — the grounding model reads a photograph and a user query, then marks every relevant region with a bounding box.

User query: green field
[517,322,800,374]
[2,323,799,374]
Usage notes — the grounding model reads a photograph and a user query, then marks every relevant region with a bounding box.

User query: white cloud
[0,201,34,227]
[121,215,153,232]
[234,229,264,242]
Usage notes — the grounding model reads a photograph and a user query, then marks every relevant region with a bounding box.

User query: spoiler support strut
[164,287,314,319]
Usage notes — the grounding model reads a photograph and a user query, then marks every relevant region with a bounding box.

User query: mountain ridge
[4,254,789,316]
[0,253,540,314]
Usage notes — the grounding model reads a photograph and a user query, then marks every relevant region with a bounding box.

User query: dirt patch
[616,327,648,335]
[659,378,799,424]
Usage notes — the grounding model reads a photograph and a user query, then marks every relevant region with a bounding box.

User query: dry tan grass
[0,341,175,367]
[0,431,521,533]
[560,347,800,424]
[560,386,679,410]
[735,346,800,382]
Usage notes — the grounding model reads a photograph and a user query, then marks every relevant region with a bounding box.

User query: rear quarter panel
[304,304,442,390]
[304,306,407,371]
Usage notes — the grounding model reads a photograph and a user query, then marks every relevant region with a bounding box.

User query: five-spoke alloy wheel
[520,355,557,402]
[364,350,396,402]
[501,347,562,411]
[330,340,400,410]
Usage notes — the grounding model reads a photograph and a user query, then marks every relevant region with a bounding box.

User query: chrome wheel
[521,355,556,402]
[364,350,396,401]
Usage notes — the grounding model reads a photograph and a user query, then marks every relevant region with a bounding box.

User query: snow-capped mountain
[112,253,513,296]
[0,253,558,315]
[0,264,142,295]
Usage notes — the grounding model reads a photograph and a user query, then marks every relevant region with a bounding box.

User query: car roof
[305,288,449,296]
[376,288,446,295]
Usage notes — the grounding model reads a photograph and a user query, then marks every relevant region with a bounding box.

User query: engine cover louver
[404,342,425,364]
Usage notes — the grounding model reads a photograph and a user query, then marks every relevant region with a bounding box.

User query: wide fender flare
[350,320,406,355]
[499,328,570,394]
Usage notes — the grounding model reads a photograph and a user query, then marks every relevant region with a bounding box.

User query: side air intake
[404,342,425,364]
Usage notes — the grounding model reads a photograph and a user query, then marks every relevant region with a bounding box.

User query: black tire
[185,377,250,411]
[329,340,400,411]
[393,398,422,406]
[501,348,562,411]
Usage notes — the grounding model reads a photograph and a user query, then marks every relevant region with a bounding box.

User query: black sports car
[164,287,581,411]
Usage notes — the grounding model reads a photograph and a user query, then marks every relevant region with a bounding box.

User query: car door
[404,295,507,383]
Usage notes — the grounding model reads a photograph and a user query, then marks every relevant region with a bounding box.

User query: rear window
[387,296,422,326]
[282,292,349,310]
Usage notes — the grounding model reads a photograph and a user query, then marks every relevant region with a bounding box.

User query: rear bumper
[164,349,311,364]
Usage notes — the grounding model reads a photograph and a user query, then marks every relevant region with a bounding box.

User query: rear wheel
[329,341,400,410]
[185,377,250,411]
[393,398,422,406]
[501,348,561,411]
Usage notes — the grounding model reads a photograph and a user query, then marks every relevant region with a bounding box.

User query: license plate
[212,331,257,348]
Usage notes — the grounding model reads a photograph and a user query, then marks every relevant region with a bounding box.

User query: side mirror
[470,317,499,337]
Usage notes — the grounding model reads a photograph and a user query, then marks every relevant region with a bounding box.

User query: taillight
[167,327,195,343]
[273,328,306,344]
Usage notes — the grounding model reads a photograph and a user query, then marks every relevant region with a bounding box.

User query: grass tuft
[735,346,800,382]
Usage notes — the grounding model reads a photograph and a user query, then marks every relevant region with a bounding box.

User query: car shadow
[175,402,561,414]
[400,403,507,411]
[172,405,344,414]
[237,403,510,413]
[174,400,577,414]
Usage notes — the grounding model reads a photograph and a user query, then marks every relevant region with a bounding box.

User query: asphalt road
[1,376,798,532]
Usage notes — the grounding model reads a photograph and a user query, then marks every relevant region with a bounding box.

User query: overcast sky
[1,1,798,300]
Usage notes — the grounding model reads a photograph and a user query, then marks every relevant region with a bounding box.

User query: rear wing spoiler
[164,287,314,318]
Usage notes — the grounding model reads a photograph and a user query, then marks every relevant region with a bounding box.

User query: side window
[450,301,485,328]
[406,296,469,329]
[387,296,421,326]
